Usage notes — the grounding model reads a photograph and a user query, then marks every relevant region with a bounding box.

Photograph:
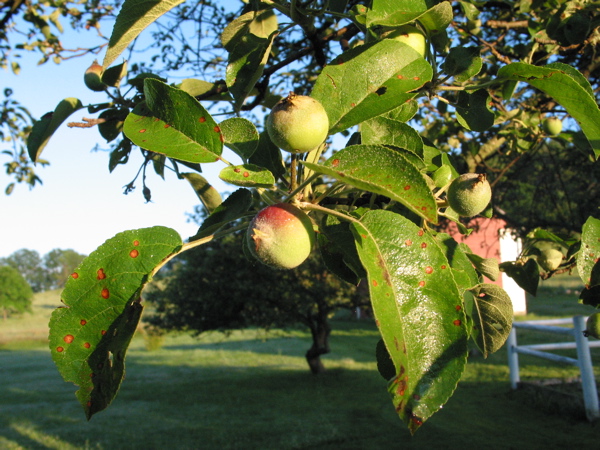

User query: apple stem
[285,172,319,203]
[290,153,299,194]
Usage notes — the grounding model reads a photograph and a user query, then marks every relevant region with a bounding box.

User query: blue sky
[0,23,236,259]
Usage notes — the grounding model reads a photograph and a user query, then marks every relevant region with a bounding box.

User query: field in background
[1,278,599,449]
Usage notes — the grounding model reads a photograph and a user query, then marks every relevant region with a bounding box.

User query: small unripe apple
[266,93,329,153]
[466,18,482,35]
[247,203,315,270]
[537,248,563,272]
[542,117,563,136]
[84,60,107,92]
[384,25,426,57]
[586,313,600,339]
[447,173,492,217]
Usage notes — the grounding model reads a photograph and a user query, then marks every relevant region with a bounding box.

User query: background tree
[146,230,367,374]
[2,0,598,433]
[0,265,33,320]
[0,248,50,292]
[42,248,86,289]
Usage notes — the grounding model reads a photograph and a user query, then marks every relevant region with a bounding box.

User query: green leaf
[442,46,482,82]
[223,9,277,111]
[219,164,275,188]
[123,80,223,163]
[351,210,468,433]
[101,61,128,88]
[178,79,231,102]
[219,117,259,160]
[577,216,600,287]
[98,108,128,143]
[103,0,186,68]
[191,188,253,240]
[302,145,438,223]
[49,226,182,419]
[497,62,600,159]
[361,118,423,158]
[469,284,513,358]
[318,214,367,285]
[455,89,494,132]
[181,173,222,214]
[249,131,286,180]
[465,253,500,281]
[311,39,433,134]
[499,259,539,296]
[27,98,83,162]
[367,0,453,32]
[436,234,480,291]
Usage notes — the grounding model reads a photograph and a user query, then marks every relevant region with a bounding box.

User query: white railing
[507,316,600,421]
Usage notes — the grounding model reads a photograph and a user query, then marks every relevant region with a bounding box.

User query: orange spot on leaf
[64,335,74,344]
[97,268,106,280]
[56,346,64,352]
[130,249,139,258]
[101,288,110,299]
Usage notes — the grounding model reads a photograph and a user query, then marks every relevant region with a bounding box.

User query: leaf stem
[150,223,249,278]
[298,201,361,224]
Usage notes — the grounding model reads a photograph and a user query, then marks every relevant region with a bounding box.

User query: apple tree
[0,265,33,320]
[11,0,600,433]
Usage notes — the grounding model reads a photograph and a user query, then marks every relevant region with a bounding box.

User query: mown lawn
[1,280,599,449]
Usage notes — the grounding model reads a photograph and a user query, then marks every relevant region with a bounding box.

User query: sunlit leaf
[27,98,83,162]
[498,62,600,159]
[103,0,186,68]
[469,284,513,358]
[302,145,437,223]
[49,226,182,419]
[311,39,432,135]
[351,210,468,433]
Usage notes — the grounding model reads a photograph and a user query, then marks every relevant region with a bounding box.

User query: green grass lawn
[1,282,599,449]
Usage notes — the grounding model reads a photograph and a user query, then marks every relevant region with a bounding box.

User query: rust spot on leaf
[64,335,74,344]
[129,249,139,258]
[97,268,106,280]
[453,319,462,326]
[101,288,110,299]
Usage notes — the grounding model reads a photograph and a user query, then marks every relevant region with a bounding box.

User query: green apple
[266,93,329,153]
[84,60,107,92]
[537,248,563,272]
[542,117,563,136]
[247,203,315,270]
[466,18,482,35]
[385,25,426,57]
[447,173,492,217]
[586,313,600,339]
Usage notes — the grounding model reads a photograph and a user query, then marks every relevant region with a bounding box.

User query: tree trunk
[305,308,331,375]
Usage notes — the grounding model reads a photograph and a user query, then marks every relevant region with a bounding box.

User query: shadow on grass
[2,340,600,450]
